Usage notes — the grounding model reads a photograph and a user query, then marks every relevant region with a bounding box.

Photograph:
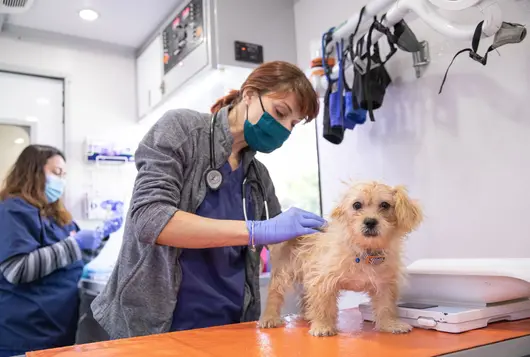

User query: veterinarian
[0,145,123,357]
[91,60,326,338]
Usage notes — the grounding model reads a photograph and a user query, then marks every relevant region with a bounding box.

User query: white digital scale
[359,258,530,333]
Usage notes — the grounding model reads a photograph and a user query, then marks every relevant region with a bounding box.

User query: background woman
[0,145,121,357]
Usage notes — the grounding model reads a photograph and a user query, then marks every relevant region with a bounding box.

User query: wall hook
[412,40,430,78]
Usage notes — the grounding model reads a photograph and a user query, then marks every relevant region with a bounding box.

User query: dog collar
[355,249,386,265]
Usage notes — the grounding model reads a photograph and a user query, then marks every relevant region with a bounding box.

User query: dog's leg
[298,292,309,321]
[369,283,412,333]
[258,272,286,328]
[304,284,339,337]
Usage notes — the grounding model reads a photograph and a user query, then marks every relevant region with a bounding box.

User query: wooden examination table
[28,308,530,357]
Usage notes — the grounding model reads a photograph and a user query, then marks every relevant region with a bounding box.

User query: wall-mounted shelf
[85,139,135,163]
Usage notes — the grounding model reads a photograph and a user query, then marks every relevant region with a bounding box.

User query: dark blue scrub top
[0,197,83,353]
[171,162,254,331]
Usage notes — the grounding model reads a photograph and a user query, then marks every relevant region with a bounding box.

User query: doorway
[0,70,65,184]
[0,124,31,181]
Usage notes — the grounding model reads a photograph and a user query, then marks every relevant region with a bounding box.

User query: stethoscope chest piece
[206,168,223,190]
[206,110,268,216]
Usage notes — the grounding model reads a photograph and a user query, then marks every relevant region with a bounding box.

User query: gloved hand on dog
[247,207,326,246]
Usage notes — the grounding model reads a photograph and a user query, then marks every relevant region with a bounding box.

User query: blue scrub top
[0,197,83,353]
[171,162,254,331]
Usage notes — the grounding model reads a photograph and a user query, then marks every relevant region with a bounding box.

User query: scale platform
[359,258,530,333]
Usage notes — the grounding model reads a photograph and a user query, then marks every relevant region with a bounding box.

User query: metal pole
[329,0,502,61]
[329,0,395,44]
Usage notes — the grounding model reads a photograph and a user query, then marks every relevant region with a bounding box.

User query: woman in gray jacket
[91,60,325,338]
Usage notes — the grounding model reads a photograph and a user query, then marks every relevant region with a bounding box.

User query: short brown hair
[211,61,320,122]
[0,144,73,226]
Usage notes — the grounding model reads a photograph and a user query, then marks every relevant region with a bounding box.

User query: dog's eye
[353,202,363,210]
[380,202,391,210]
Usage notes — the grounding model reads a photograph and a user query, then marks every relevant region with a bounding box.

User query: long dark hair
[0,144,73,226]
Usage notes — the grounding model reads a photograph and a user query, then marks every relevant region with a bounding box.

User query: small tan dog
[259,181,423,337]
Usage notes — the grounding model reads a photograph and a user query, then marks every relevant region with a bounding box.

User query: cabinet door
[136,35,163,119]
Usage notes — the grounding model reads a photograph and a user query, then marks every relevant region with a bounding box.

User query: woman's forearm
[0,237,82,285]
[156,210,250,248]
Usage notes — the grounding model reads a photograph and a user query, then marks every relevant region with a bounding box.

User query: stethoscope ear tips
[206,169,223,190]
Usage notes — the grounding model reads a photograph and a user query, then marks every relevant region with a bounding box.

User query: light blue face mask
[45,174,65,203]
[243,95,291,154]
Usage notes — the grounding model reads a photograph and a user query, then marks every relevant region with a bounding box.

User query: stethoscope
[205,112,270,221]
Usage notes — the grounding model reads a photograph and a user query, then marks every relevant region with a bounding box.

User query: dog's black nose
[364,218,378,229]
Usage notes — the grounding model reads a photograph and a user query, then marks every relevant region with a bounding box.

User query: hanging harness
[353,16,396,122]
[342,7,368,129]
[323,7,373,144]
[321,10,422,144]
[322,27,344,144]
[439,21,527,94]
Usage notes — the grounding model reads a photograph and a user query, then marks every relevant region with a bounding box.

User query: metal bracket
[412,41,430,78]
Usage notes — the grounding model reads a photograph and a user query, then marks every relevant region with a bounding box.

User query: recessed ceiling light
[14,138,25,145]
[79,9,99,21]
[26,116,39,122]
[37,97,49,105]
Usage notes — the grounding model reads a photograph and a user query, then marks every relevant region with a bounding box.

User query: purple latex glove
[73,230,103,251]
[100,216,123,236]
[247,207,326,246]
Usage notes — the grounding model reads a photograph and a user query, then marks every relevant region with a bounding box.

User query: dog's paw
[258,316,284,329]
[375,320,413,334]
[309,323,338,337]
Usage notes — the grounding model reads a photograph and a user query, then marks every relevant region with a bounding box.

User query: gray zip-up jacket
[90,106,281,339]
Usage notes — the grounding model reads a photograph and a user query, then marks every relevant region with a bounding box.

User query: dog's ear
[330,205,345,221]
[394,186,423,233]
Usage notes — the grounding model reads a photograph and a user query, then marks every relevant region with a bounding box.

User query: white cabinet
[136,35,163,120]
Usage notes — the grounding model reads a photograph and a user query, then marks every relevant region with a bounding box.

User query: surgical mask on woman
[45,174,65,203]
[244,96,291,153]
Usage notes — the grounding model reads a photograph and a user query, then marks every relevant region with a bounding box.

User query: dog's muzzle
[362,218,379,237]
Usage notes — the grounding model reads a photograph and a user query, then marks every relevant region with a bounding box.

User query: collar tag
[356,250,386,265]
[365,255,386,265]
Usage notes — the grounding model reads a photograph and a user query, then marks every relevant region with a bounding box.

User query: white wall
[0,37,142,228]
[294,1,530,265]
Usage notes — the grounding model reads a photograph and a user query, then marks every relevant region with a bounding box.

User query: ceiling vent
[0,0,34,14]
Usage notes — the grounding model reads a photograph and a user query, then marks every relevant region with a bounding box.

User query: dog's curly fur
[259,181,423,337]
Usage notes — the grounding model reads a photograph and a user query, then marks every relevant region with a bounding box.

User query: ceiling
[2,0,183,51]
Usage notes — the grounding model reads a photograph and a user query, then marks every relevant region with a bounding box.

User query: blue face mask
[45,174,65,203]
[243,96,291,154]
